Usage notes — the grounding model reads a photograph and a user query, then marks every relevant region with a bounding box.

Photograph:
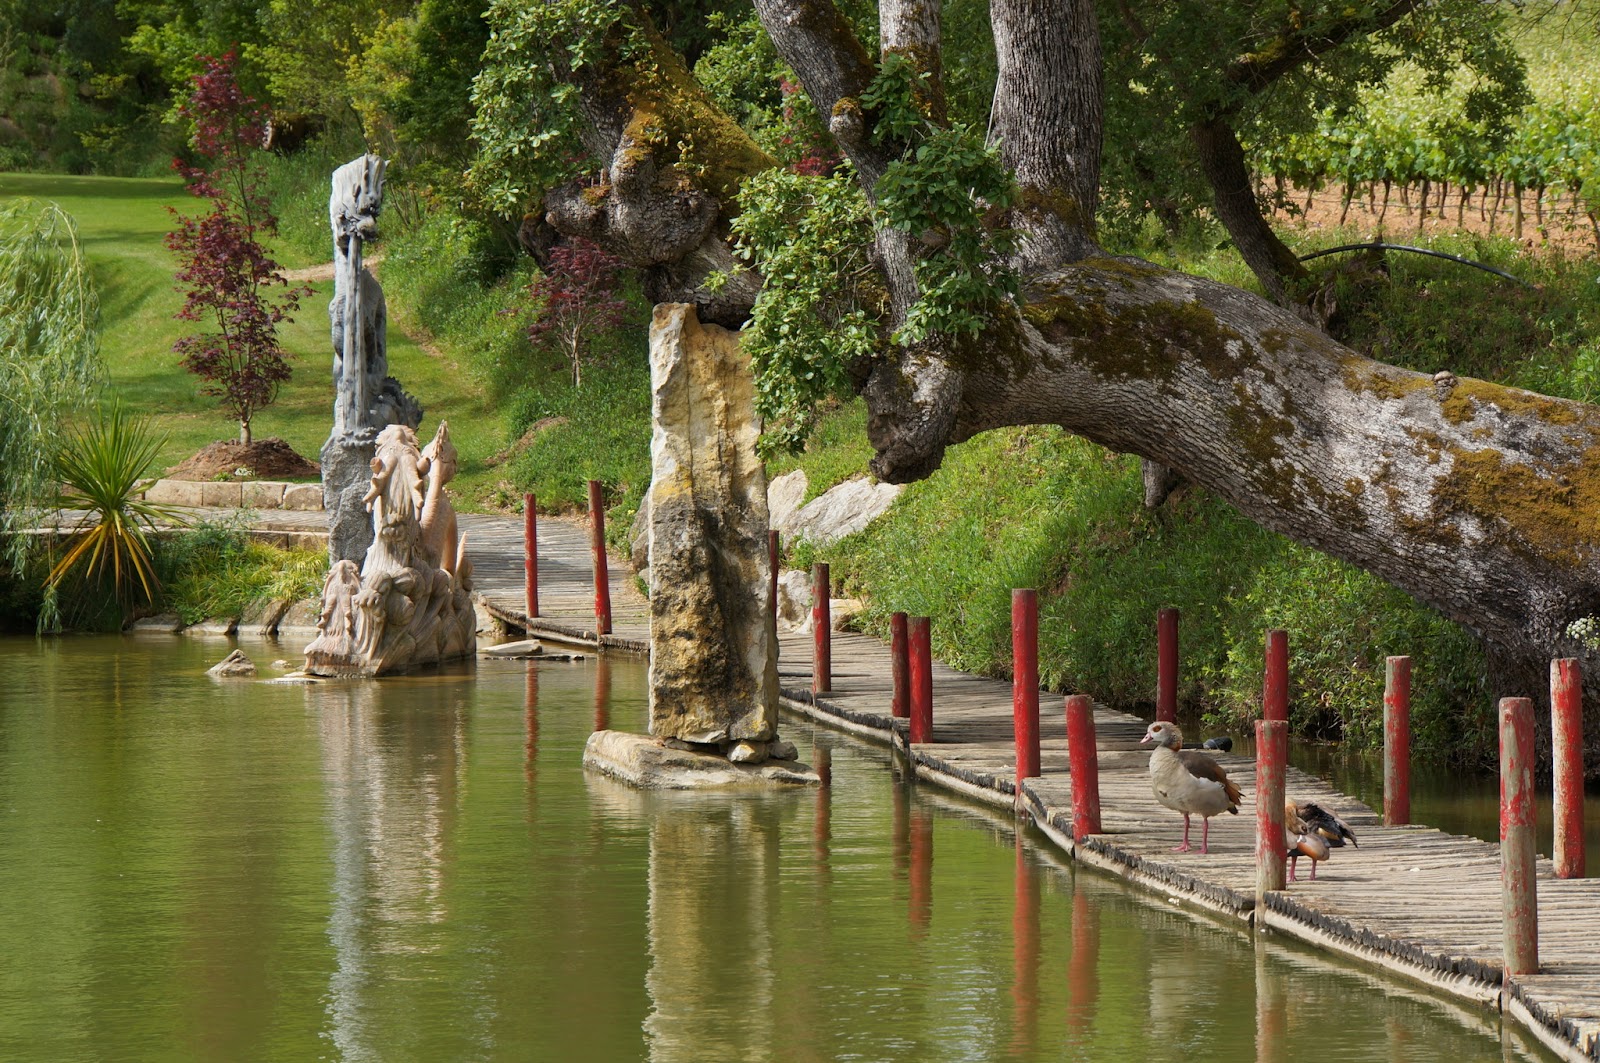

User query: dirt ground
[165,438,321,481]
[1275,183,1600,256]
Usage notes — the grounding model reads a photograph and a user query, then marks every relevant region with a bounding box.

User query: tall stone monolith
[647,303,777,745]
[322,154,422,564]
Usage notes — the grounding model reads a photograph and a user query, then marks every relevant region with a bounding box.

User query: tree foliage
[166,53,310,445]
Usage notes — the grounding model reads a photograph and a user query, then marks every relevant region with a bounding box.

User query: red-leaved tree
[522,239,628,387]
[166,53,310,444]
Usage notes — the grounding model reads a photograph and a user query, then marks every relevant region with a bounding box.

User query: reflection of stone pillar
[646,304,776,745]
[644,800,780,1063]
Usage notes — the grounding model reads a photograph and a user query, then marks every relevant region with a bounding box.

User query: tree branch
[1225,0,1426,99]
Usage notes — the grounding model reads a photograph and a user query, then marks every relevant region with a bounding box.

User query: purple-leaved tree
[167,53,310,445]
[521,238,628,387]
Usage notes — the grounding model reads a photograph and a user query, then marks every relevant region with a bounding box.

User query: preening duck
[1295,800,1358,850]
[1285,801,1332,881]
[1141,721,1242,854]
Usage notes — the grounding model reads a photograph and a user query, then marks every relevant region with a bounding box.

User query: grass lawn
[0,172,507,506]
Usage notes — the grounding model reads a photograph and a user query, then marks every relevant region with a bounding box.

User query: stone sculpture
[419,421,471,585]
[321,154,422,564]
[303,423,475,676]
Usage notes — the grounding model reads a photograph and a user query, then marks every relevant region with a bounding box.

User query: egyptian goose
[1141,721,1242,853]
[1295,800,1358,850]
[1285,802,1331,881]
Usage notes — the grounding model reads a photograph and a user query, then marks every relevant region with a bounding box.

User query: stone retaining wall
[140,479,324,510]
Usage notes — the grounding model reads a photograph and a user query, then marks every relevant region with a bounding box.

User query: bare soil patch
[1277,185,1600,256]
[165,438,321,481]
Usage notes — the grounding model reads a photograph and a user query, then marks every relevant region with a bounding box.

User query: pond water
[0,635,1559,1061]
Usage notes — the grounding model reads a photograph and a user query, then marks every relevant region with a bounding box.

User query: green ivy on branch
[731,167,877,457]
[469,0,643,214]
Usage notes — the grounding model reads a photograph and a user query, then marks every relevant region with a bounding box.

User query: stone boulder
[584,731,818,789]
[646,304,777,745]
[783,476,904,547]
[207,649,257,677]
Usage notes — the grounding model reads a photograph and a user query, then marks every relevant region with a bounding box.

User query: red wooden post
[909,616,933,743]
[1255,718,1288,901]
[593,655,611,733]
[1384,655,1412,826]
[1013,589,1041,784]
[890,612,910,719]
[1551,659,1586,879]
[1263,629,1289,722]
[523,493,539,619]
[1065,695,1102,841]
[812,563,831,695]
[1157,607,1179,723]
[1500,696,1539,974]
[587,480,612,636]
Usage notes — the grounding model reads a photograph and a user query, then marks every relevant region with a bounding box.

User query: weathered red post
[1551,659,1586,879]
[587,480,612,636]
[812,563,831,695]
[909,616,933,744]
[890,612,910,719]
[1013,589,1041,784]
[1384,655,1412,826]
[1255,718,1288,903]
[768,530,780,631]
[1263,629,1288,722]
[1065,695,1102,841]
[1157,608,1179,723]
[523,493,539,619]
[1500,696,1539,974]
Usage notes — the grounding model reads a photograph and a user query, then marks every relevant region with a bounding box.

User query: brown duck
[1141,721,1242,853]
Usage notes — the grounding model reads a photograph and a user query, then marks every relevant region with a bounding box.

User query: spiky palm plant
[48,402,185,619]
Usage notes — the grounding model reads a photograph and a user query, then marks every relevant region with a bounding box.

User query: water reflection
[639,790,782,1063]
[1066,885,1099,1038]
[314,678,469,1061]
[524,664,539,789]
[1256,937,1285,1063]
[1009,836,1040,1057]
[594,655,612,733]
[908,805,934,938]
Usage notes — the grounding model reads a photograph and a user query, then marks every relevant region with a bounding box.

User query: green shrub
[155,517,325,624]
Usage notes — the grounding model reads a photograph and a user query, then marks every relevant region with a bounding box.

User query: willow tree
[474,0,1600,765]
[0,200,101,575]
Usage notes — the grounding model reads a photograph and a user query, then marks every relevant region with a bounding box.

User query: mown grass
[0,171,504,503]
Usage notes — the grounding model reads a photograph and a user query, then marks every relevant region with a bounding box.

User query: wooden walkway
[465,514,1599,1062]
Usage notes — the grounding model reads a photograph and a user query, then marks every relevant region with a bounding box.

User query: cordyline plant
[166,53,310,445]
[522,239,628,387]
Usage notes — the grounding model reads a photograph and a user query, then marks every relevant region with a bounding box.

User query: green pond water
[0,635,1561,1061]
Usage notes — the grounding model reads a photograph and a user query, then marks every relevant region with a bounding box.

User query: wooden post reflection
[892,775,910,880]
[524,663,540,787]
[1010,833,1040,1056]
[909,807,933,938]
[813,743,832,874]
[1255,938,1286,1063]
[1066,886,1099,1036]
[593,656,612,733]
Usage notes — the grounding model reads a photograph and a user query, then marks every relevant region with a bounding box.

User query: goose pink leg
[1173,813,1193,852]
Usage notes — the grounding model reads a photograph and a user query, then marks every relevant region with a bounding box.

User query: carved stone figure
[419,421,471,585]
[304,424,475,677]
[321,154,422,565]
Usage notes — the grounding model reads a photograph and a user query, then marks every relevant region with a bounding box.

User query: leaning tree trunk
[1191,118,1310,307]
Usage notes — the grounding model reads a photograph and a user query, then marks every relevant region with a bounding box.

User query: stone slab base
[583,730,820,790]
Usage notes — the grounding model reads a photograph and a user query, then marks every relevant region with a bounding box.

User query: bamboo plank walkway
[462,517,1600,1061]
